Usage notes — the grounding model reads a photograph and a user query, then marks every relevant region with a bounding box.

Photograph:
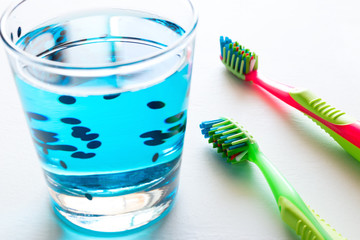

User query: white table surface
[1,0,360,239]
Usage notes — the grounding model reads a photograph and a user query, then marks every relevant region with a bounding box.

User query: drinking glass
[0,0,197,233]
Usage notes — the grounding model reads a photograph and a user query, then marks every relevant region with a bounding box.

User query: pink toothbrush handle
[247,71,360,160]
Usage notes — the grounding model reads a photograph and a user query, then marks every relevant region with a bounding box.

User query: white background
[1,0,360,239]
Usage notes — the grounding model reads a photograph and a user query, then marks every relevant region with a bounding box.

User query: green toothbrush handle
[250,149,345,239]
[279,197,346,240]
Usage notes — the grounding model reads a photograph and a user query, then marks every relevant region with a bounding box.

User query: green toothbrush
[200,117,346,240]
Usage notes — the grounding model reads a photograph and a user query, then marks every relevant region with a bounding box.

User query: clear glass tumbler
[0,0,197,233]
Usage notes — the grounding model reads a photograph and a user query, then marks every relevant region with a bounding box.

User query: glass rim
[0,0,198,71]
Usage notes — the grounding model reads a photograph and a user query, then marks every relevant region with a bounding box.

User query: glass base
[47,159,180,233]
[50,180,178,233]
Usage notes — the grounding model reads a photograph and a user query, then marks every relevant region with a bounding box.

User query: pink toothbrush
[220,36,360,161]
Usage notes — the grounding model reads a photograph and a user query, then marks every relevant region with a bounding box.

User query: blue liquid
[13,10,193,232]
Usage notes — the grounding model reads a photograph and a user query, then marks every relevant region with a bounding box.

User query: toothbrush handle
[279,197,346,240]
[252,151,345,240]
[249,72,360,161]
[288,89,360,160]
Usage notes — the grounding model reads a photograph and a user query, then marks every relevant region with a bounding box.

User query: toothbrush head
[200,117,257,163]
[220,36,258,81]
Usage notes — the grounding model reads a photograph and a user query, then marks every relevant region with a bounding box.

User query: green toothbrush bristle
[219,36,258,81]
[200,117,254,163]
